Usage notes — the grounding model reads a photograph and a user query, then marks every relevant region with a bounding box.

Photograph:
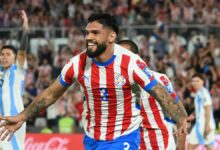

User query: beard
[86,41,107,58]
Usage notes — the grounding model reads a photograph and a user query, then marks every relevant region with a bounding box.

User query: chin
[2,64,10,69]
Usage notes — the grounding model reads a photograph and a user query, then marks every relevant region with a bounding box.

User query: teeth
[88,43,95,46]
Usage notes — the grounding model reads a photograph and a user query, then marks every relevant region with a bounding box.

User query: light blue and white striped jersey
[0,60,27,150]
[194,87,216,129]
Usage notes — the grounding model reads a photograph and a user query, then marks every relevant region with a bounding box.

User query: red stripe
[133,72,145,88]
[136,59,147,70]
[106,63,117,140]
[64,64,74,84]
[160,76,169,85]
[150,76,155,82]
[148,129,159,150]
[140,128,147,150]
[77,53,90,132]
[121,55,132,134]
[91,63,101,140]
[148,96,169,149]
[170,92,177,99]
[141,100,159,149]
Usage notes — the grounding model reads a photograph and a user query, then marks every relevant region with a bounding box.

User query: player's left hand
[0,116,24,141]
[204,125,211,139]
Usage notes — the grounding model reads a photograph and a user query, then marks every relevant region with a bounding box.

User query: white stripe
[113,54,124,139]
[143,128,152,149]
[82,59,95,138]
[73,56,80,79]
[99,67,108,140]
[141,90,160,129]
[155,129,165,149]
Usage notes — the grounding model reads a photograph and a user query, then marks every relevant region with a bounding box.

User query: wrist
[176,117,187,127]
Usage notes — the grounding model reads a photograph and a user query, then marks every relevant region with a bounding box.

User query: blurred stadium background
[0,0,220,149]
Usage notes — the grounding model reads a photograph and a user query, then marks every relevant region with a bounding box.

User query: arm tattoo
[25,100,46,120]
[148,83,188,124]
[23,82,66,120]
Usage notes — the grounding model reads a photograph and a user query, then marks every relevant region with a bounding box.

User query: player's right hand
[175,118,188,136]
[20,10,29,32]
[0,116,24,141]
[187,113,195,122]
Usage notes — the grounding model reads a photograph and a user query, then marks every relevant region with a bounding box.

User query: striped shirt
[60,44,158,141]
[0,61,27,150]
[140,72,178,150]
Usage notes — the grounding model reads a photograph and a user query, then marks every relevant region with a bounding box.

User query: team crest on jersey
[114,73,126,87]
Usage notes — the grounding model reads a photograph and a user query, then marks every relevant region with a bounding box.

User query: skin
[0,49,16,69]
[0,20,188,143]
[188,77,214,150]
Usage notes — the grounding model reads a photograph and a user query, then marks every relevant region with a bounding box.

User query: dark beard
[86,43,107,58]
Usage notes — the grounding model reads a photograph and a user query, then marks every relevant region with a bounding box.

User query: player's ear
[109,32,117,43]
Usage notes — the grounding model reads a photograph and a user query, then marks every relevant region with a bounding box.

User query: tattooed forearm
[24,100,46,120]
[148,83,188,124]
[21,79,68,121]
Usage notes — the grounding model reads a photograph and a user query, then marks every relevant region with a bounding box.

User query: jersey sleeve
[59,59,75,87]
[159,75,179,102]
[133,59,158,92]
[202,90,212,106]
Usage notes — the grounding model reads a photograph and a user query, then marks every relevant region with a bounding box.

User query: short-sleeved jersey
[0,60,27,150]
[140,71,178,149]
[60,44,158,141]
[194,87,215,129]
[0,61,27,116]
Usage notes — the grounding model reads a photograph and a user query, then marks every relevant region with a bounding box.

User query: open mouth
[87,41,97,50]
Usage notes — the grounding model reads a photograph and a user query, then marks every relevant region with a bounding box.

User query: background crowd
[0,0,220,134]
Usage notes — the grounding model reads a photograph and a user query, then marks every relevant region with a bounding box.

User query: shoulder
[65,50,87,65]
[200,87,211,96]
[114,44,141,62]
[154,72,169,82]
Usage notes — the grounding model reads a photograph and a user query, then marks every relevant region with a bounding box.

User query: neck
[196,86,203,91]
[95,44,114,62]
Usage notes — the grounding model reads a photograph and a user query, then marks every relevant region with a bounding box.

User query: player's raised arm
[17,10,29,67]
[0,77,68,141]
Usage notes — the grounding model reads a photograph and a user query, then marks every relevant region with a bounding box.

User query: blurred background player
[188,73,216,150]
[0,10,28,150]
[118,39,185,150]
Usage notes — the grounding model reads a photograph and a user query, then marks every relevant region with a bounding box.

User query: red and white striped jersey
[59,44,158,141]
[140,71,178,150]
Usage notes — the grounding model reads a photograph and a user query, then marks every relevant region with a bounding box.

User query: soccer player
[0,10,28,150]
[188,73,216,150]
[118,40,184,150]
[0,13,188,150]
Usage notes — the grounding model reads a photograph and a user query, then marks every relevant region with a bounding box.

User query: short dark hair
[192,73,204,81]
[1,45,17,55]
[88,13,119,35]
[118,40,139,54]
